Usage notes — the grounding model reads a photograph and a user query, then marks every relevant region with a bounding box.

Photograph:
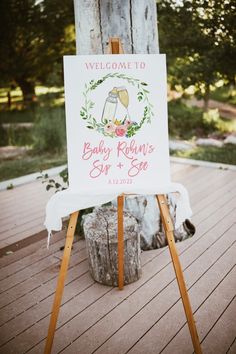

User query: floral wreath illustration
[80,73,154,138]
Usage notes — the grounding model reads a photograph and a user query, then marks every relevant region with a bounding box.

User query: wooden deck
[0,161,236,354]
[0,178,55,252]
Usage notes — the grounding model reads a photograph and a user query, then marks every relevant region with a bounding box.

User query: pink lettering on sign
[128,159,148,177]
[81,139,156,181]
[84,62,146,70]
[89,160,111,178]
[117,140,155,160]
[82,140,112,161]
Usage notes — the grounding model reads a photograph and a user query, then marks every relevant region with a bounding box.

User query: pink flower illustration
[104,122,116,134]
[125,120,132,127]
[115,126,127,137]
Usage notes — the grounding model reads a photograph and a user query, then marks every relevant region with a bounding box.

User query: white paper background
[63,54,170,194]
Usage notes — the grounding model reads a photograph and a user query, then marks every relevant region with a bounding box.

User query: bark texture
[83,207,141,286]
[73,0,159,54]
[113,195,195,250]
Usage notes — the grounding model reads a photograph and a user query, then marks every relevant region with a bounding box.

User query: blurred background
[0,0,235,184]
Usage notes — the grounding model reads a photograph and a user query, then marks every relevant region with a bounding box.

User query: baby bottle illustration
[101,86,130,124]
[101,88,118,123]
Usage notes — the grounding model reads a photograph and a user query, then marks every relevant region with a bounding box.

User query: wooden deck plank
[193,177,236,215]
[125,226,236,354]
[0,187,52,216]
[0,216,48,242]
[57,219,236,354]
[171,165,200,181]
[0,209,45,233]
[0,179,54,249]
[189,172,236,205]
[0,232,65,281]
[201,296,236,354]
[0,260,90,327]
[170,162,190,174]
[0,161,235,354]
[0,267,94,348]
[192,186,236,226]
[227,337,236,354]
[0,175,62,204]
[185,169,233,200]
[0,237,80,284]
[0,181,47,202]
[0,188,48,209]
[0,242,86,309]
[161,261,236,354]
[3,201,234,352]
[0,229,65,268]
[0,245,73,293]
[24,206,236,354]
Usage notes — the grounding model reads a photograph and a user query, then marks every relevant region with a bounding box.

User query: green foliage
[158,0,236,103]
[168,99,214,139]
[202,109,219,127]
[0,124,8,146]
[0,0,75,101]
[33,107,66,153]
[1,125,34,147]
[0,108,37,124]
[168,99,235,139]
[38,167,68,192]
[171,144,236,165]
[210,85,236,106]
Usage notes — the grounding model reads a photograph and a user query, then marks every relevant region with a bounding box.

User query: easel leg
[44,211,79,354]
[117,195,124,290]
[156,195,202,354]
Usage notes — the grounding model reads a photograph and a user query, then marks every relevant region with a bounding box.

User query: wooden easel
[44,38,202,354]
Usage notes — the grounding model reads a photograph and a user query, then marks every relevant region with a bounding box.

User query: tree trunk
[83,207,141,286]
[18,79,36,104]
[7,91,11,109]
[203,83,210,112]
[74,0,159,55]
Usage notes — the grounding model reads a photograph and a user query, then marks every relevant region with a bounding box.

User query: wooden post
[156,195,202,354]
[108,38,125,291]
[44,211,79,354]
[117,195,124,290]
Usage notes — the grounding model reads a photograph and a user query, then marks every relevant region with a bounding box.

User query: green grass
[0,125,34,147]
[0,86,65,124]
[0,108,37,124]
[170,144,236,165]
[0,153,67,182]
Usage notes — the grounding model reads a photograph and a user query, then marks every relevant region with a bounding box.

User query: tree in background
[0,0,75,103]
[157,0,236,110]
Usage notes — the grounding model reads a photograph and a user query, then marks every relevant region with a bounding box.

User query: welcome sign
[63,54,171,195]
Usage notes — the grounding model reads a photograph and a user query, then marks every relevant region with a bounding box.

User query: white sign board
[63,54,170,194]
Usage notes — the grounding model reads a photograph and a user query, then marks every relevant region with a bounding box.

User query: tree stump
[83,206,141,287]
